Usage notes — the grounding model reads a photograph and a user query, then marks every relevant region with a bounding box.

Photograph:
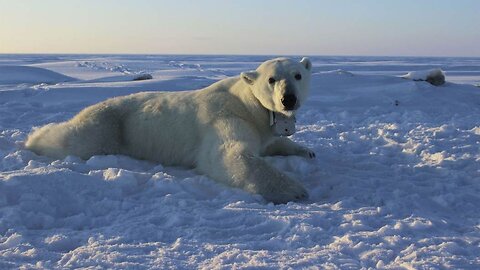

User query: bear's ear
[300,57,312,71]
[241,71,258,85]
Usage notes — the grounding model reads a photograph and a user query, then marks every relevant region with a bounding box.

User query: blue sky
[0,0,479,56]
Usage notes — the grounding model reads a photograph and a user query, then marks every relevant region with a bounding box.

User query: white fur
[25,57,314,203]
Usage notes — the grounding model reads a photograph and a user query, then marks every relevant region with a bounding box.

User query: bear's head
[241,57,312,117]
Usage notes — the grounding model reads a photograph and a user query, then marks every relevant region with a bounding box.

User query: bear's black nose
[281,94,297,110]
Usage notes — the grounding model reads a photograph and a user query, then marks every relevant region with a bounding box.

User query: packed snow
[0,54,479,269]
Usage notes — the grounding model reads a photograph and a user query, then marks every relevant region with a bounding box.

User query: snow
[401,69,445,86]
[1,55,480,269]
[401,69,444,81]
[0,66,75,85]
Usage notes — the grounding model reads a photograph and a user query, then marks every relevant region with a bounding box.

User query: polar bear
[26,57,314,203]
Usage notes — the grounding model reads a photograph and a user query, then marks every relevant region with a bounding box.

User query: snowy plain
[0,54,479,269]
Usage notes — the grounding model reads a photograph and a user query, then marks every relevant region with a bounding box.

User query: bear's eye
[268,77,276,84]
[294,73,302,80]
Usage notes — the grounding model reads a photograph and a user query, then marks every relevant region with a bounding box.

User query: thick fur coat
[26,57,314,203]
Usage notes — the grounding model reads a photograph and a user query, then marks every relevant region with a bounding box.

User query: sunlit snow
[1,55,479,269]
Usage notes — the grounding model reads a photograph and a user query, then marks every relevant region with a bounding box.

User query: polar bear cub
[26,57,314,203]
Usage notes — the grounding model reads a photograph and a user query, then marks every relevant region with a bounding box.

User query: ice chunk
[401,69,445,86]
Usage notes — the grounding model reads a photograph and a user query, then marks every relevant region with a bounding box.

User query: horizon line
[1,52,480,59]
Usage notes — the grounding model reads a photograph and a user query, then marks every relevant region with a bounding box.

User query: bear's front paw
[298,147,316,159]
[262,180,309,204]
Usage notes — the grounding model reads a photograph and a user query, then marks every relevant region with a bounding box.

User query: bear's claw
[298,147,316,159]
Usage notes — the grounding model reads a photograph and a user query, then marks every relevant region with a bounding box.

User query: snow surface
[1,54,480,269]
[0,66,75,85]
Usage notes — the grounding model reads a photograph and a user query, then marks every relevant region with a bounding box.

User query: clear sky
[0,0,479,56]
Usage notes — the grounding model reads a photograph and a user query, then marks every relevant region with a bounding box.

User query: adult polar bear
[26,57,314,204]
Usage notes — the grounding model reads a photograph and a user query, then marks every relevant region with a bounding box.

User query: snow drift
[0,55,479,269]
[0,66,76,85]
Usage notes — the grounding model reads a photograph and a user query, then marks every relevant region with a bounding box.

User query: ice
[0,55,480,268]
[401,69,446,85]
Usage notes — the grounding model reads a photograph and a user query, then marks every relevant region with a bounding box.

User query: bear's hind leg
[62,103,125,159]
[26,103,124,160]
